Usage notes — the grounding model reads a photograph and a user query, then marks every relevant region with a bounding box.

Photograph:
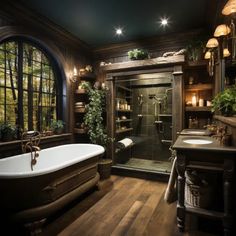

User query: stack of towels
[116,138,133,150]
[74,102,85,109]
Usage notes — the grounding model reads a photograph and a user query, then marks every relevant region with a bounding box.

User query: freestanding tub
[0,143,104,232]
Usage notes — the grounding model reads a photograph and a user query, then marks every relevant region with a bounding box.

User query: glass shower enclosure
[112,72,173,173]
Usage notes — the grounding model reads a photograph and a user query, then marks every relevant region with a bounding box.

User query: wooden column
[172,65,183,142]
[223,158,234,236]
[176,153,186,232]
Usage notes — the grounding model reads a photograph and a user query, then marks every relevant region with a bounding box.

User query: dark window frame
[0,37,63,132]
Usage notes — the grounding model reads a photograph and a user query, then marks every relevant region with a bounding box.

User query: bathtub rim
[0,143,104,179]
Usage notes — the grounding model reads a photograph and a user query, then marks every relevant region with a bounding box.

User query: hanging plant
[81,81,110,147]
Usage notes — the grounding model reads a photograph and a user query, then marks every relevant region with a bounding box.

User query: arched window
[0,39,60,132]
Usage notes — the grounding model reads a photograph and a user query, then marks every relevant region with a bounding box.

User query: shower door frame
[105,65,184,167]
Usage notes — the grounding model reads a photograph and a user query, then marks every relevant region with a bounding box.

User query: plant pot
[54,128,63,135]
[98,159,112,180]
[1,133,15,142]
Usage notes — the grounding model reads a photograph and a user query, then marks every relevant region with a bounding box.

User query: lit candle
[73,67,78,76]
[192,94,197,107]
[199,98,204,107]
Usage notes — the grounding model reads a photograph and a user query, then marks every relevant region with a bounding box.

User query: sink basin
[183,138,213,145]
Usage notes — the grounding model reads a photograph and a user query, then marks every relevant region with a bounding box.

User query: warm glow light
[161,18,168,26]
[222,0,236,15]
[73,67,78,76]
[192,94,197,107]
[204,51,211,59]
[214,24,231,37]
[206,38,219,48]
[116,28,123,35]
[223,48,231,57]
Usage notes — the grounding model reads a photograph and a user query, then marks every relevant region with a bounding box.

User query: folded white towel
[164,157,177,204]
[117,138,133,149]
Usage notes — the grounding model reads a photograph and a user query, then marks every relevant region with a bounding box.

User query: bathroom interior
[0,0,236,235]
[114,73,173,173]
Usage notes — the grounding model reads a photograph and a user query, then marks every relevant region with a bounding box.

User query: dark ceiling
[19,0,216,48]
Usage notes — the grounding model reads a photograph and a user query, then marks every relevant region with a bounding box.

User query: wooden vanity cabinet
[173,136,235,236]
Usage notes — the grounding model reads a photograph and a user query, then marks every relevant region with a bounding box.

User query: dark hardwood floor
[41,175,217,236]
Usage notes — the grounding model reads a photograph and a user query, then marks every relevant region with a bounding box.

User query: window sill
[0,133,72,159]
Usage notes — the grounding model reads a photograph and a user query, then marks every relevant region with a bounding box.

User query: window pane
[0,40,59,132]
[0,105,4,121]
[33,76,40,92]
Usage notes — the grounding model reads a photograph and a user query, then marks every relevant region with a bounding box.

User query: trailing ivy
[81,81,110,147]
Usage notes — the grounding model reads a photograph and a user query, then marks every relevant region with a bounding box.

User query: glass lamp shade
[222,0,236,15]
[214,24,231,37]
[204,51,211,59]
[223,48,231,57]
[206,38,219,48]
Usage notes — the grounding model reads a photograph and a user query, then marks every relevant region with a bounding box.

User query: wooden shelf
[74,107,86,113]
[185,83,213,91]
[214,115,236,128]
[74,128,87,134]
[116,109,133,112]
[75,89,86,94]
[116,128,133,134]
[185,106,212,112]
[158,114,172,117]
[117,85,132,92]
[185,204,224,219]
[116,119,132,123]
[100,55,185,72]
[79,72,96,79]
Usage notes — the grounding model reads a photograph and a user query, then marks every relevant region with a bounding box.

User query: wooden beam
[100,55,185,72]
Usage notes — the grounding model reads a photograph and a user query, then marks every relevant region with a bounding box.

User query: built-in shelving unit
[185,106,212,112]
[116,128,133,134]
[115,84,133,136]
[74,72,95,141]
[184,60,214,129]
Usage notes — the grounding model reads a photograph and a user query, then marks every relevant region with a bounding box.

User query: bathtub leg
[24,218,46,236]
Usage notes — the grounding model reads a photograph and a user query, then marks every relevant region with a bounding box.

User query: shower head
[149,94,156,99]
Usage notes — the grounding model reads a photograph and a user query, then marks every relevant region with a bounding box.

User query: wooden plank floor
[40,175,217,236]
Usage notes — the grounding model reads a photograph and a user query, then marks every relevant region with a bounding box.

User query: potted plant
[128,48,149,60]
[0,122,17,142]
[186,38,206,61]
[50,119,65,134]
[81,81,113,179]
[211,86,236,116]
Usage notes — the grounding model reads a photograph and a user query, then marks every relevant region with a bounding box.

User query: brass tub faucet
[21,131,41,170]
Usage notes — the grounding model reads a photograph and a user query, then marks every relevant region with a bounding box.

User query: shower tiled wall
[131,84,172,161]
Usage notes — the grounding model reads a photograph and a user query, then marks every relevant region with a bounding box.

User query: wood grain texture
[51,176,216,236]
[100,55,184,72]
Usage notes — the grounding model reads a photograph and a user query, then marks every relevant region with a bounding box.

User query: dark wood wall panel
[93,28,207,66]
[0,1,93,135]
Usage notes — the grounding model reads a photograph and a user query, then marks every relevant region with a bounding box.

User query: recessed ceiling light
[115,28,123,35]
[160,18,168,26]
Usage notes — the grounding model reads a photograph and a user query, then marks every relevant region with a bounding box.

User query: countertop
[173,135,236,153]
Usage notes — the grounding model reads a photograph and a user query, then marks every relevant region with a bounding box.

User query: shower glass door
[114,72,173,173]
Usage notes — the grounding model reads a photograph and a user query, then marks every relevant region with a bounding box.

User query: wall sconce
[205,38,219,76]
[204,1,236,76]
[70,66,78,83]
[222,0,236,60]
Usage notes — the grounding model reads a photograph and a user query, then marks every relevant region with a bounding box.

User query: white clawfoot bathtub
[0,143,104,233]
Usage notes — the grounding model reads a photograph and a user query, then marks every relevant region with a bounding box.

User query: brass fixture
[21,131,41,170]
[212,126,231,146]
[205,1,236,74]
[69,66,79,83]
